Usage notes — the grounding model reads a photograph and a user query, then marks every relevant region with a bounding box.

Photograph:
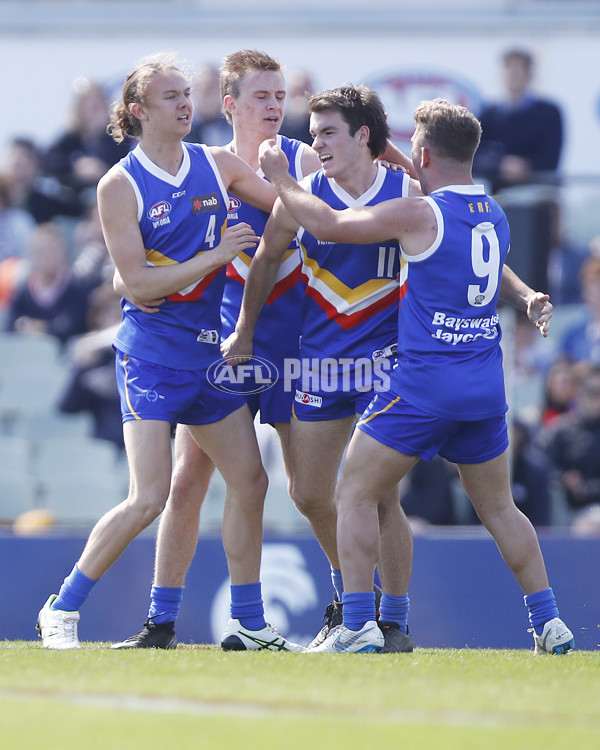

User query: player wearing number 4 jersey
[37,53,301,653]
[260,97,574,654]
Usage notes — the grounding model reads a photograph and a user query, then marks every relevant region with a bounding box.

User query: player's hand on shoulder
[221,329,253,365]
[377,159,403,172]
[215,222,259,265]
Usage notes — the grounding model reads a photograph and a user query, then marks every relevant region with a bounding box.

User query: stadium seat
[0,365,65,418]
[0,471,38,521]
[33,437,120,480]
[0,435,32,477]
[0,332,63,373]
[12,410,94,441]
[39,471,125,525]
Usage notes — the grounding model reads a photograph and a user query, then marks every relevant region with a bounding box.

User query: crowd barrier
[2,530,597,650]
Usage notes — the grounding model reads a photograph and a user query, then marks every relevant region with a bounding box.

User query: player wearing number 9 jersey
[390,185,510,422]
[260,97,574,655]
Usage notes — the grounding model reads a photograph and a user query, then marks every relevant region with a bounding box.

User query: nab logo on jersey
[147,201,171,221]
[191,193,221,214]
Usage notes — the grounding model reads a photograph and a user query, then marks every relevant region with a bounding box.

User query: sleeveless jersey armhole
[402,196,443,263]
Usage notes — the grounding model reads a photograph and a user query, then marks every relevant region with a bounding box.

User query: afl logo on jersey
[228,197,241,212]
[147,201,171,221]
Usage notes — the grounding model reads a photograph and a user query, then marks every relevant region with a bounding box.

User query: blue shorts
[115,350,246,426]
[291,357,393,422]
[246,379,295,425]
[206,355,296,425]
[357,390,508,464]
[292,386,376,421]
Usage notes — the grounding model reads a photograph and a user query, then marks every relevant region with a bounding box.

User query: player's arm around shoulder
[223,199,299,363]
[209,146,275,213]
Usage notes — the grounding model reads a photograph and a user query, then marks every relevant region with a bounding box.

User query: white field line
[0,689,598,730]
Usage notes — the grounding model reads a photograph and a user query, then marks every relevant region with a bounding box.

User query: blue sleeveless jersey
[391,184,510,420]
[113,143,229,370]
[298,165,410,363]
[221,134,307,360]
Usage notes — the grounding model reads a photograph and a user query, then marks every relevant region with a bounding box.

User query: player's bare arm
[499,264,553,337]
[211,146,276,213]
[222,198,299,364]
[98,168,259,300]
[112,267,165,314]
[259,139,433,251]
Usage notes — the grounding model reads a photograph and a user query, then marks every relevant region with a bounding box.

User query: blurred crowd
[1,52,600,534]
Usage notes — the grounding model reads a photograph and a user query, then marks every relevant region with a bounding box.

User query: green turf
[1,643,599,749]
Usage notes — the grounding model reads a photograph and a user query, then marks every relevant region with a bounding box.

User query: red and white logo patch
[295,390,322,408]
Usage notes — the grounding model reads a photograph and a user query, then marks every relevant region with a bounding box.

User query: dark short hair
[502,49,533,71]
[308,84,389,159]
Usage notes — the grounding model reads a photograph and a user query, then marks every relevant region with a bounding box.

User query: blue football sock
[525,587,559,635]
[52,564,97,612]
[373,568,382,589]
[342,591,376,631]
[148,586,183,625]
[331,567,344,602]
[230,583,266,631]
[379,593,410,634]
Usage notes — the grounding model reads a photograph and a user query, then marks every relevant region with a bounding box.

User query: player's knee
[169,467,212,508]
[228,464,268,506]
[290,483,326,519]
[125,489,168,524]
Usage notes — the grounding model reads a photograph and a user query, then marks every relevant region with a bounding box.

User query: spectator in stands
[540,357,579,427]
[71,200,114,292]
[0,175,35,262]
[58,280,123,449]
[185,64,232,146]
[540,363,600,520]
[1,137,84,223]
[474,49,563,193]
[44,79,132,201]
[0,176,33,309]
[399,455,457,527]
[511,419,553,526]
[279,68,314,145]
[558,255,600,365]
[4,221,89,346]
[546,200,589,306]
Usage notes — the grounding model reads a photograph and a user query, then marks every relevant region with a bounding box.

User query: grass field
[1,643,599,749]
